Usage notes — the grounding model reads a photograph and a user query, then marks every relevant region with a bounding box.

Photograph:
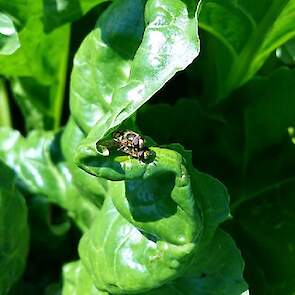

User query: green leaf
[242,68,295,158]
[64,231,248,295]
[0,127,101,231]
[0,128,70,206]
[233,179,295,295]
[0,161,29,294]
[62,261,108,295]
[198,0,295,100]
[228,68,295,207]
[79,196,198,294]
[70,0,200,136]
[142,230,248,295]
[61,117,108,208]
[0,19,70,130]
[76,137,236,293]
[0,12,20,55]
[42,0,111,32]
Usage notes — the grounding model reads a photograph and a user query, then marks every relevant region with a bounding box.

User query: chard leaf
[63,229,249,295]
[228,68,295,206]
[43,0,111,32]
[233,179,295,295]
[0,127,102,231]
[62,261,108,295]
[0,161,29,294]
[61,118,109,209]
[0,12,20,55]
[0,18,70,130]
[142,230,247,295]
[0,128,71,206]
[76,139,237,293]
[70,0,200,136]
[198,0,295,100]
[79,196,197,294]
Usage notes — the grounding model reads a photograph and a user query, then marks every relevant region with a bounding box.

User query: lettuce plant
[0,0,294,294]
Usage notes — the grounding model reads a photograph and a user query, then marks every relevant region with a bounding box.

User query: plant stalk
[0,79,12,127]
[53,25,71,130]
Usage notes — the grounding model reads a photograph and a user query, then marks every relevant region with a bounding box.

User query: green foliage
[1,0,294,294]
[198,0,295,100]
[0,162,29,294]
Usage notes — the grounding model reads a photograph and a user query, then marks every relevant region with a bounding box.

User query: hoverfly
[113,130,145,149]
[112,130,154,163]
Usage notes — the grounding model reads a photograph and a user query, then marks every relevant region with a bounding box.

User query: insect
[120,145,153,162]
[112,130,155,163]
[113,130,145,149]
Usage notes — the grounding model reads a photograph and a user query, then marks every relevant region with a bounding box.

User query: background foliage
[0,0,294,294]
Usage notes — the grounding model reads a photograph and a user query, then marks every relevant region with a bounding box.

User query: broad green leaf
[61,117,108,208]
[227,68,295,207]
[233,179,295,295]
[198,0,295,100]
[76,138,235,293]
[0,127,101,230]
[70,0,200,137]
[79,196,198,294]
[0,18,70,130]
[0,12,20,55]
[0,18,68,79]
[242,68,295,159]
[62,261,107,295]
[0,128,70,206]
[0,161,29,294]
[64,230,247,295]
[42,0,111,32]
[142,230,247,295]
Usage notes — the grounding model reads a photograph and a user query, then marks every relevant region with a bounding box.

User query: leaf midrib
[224,0,290,97]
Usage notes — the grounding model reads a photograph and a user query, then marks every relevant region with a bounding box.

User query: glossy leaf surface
[71,0,200,135]
[75,136,243,293]
[62,261,107,295]
[0,127,101,231]
[142,230,247,295]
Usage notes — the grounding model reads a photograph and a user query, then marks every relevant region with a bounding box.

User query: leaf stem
[53,25,71,131]
[0,79,12,127]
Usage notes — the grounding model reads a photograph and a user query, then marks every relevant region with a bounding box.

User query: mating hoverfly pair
[111,130,154,163]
